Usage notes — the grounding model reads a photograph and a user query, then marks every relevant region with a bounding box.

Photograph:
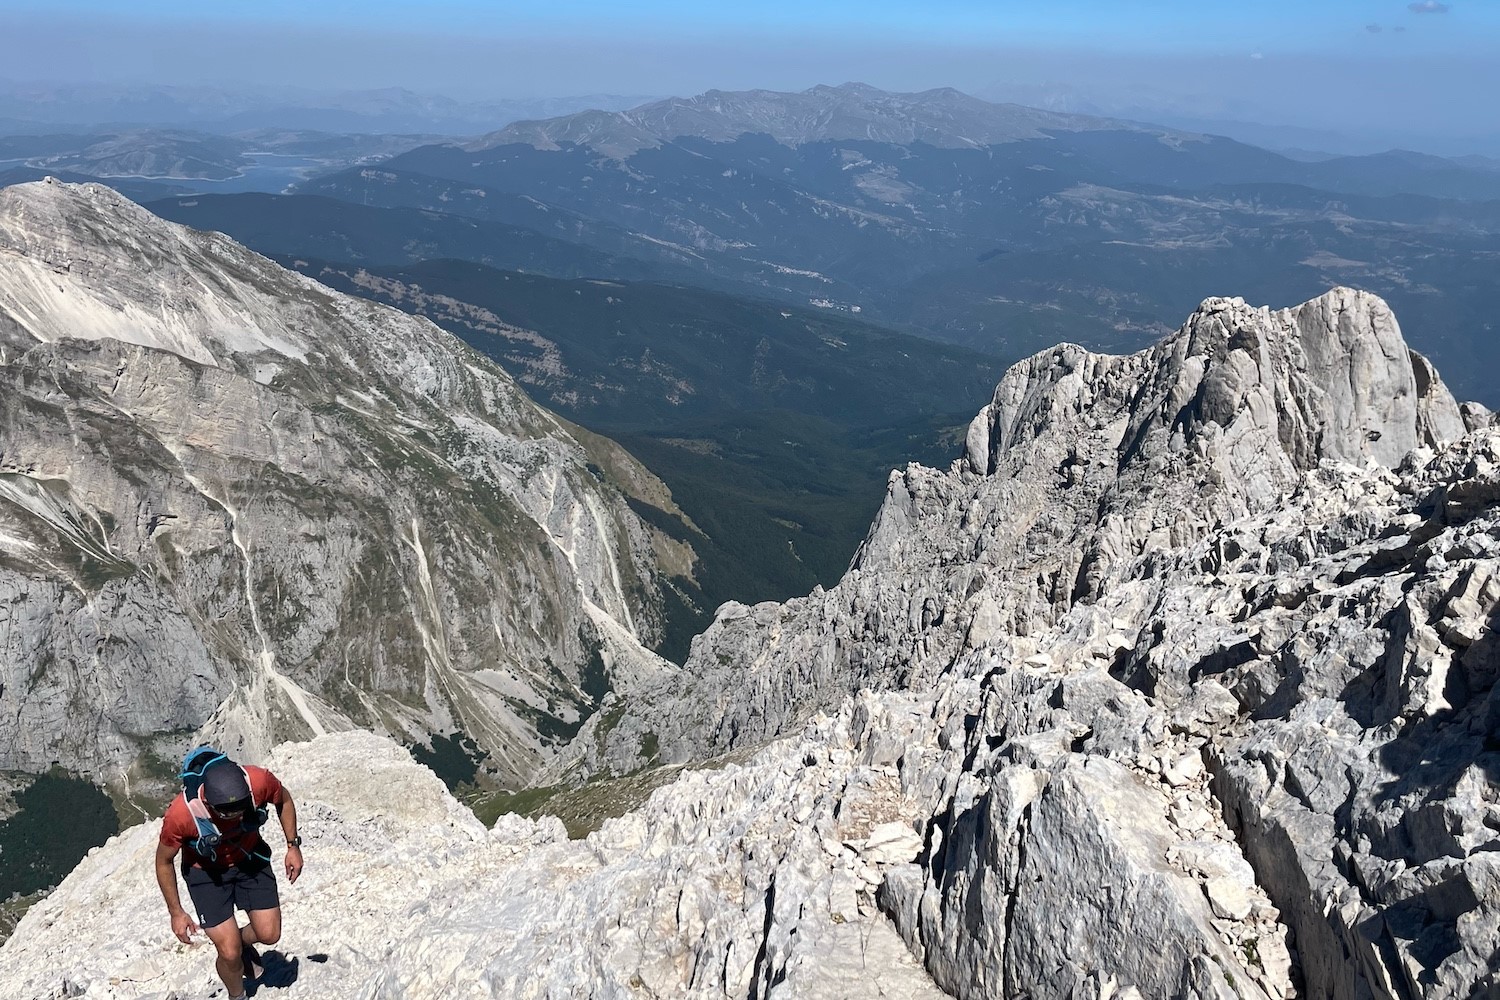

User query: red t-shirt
[160,765,286,870]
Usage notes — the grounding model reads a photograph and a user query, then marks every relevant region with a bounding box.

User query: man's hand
[285,845,304,883]
[170,908,199,944]
[155,840,194,944]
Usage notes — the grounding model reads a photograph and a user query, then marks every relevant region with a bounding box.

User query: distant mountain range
[473,82,1179,159]
[0,128,440,188]
[0,129,246,179]
[0,81,658,135]
[281,83,1500,403]
[457,83,1500,199]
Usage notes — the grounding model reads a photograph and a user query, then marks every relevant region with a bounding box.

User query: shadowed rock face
[0,178,680,793]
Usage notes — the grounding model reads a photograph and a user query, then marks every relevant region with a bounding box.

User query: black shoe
[242,943,263,983]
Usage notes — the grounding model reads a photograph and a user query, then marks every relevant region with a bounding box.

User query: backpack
[179,745,270,865]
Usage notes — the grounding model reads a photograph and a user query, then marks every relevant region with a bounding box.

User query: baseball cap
[202,760,252,808]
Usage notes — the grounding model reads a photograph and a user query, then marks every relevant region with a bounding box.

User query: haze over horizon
[5,0,1500,154]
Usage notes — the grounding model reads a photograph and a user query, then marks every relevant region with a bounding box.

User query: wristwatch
[287,836,303,847]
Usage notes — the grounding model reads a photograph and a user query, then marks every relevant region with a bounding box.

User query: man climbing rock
[153,748,304,1000]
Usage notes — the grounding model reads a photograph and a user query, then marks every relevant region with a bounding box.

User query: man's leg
[185,869,243,997]
[202,918,246,998]
[241,907,281,981]
[242,906,281,948]
[235,864,282,984]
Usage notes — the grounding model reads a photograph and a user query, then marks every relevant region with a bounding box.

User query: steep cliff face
[0,178,680,792]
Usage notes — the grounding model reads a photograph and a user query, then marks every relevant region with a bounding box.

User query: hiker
[153,747,304,1000]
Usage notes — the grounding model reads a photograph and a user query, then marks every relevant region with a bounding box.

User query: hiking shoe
[242,943,263,982]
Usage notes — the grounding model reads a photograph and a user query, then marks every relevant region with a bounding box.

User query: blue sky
[4,1,1497,148]
[11,0,1496,45]
[10,0,1497,49]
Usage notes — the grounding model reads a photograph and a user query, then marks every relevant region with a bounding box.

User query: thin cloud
[1366,23,1384,32]
[1407,1,1451,13]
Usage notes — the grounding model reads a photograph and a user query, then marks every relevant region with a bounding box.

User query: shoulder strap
[240,764,269,829]
[183,790,223,861]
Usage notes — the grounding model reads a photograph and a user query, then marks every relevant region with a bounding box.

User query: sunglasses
[210,798,252,818]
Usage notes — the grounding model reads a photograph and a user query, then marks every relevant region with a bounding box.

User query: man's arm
[277,788,303,883]
[154,840,197,943]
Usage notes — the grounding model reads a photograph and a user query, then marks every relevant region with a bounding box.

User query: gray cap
[202,760,251,807]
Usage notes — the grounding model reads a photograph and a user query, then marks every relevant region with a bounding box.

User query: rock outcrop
[0,178,684,794]
[570,289,1477,770]
[552,288,1499,996]
[3,287,1496,999]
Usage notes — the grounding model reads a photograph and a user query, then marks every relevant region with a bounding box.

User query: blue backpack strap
[184,793,224,862]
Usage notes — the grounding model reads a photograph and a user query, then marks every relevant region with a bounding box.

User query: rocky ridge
[554,288,1500,995]
[3,287,1497,998]
[0,178,682,795]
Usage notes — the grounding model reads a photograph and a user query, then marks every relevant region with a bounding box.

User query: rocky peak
[537,288,1498,997]
[1129,290,1464,470]
[0,177,317,366]
[684,288,1476,747]
[967,287,1465,493]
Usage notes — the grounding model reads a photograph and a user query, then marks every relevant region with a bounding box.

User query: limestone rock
[0,727,952,1000]
[849,822,923,865]
[1204,877,1254,921]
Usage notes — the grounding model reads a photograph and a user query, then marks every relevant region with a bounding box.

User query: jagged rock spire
[966,288,1465,488]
